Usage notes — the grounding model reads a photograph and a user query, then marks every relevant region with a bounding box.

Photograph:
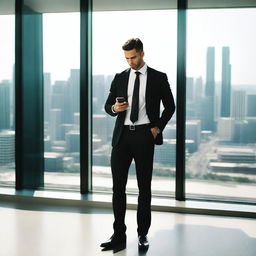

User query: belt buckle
[129,125,135,131]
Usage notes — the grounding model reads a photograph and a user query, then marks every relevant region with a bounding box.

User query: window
[43,13,80,190]
[0,15,15,186]
[92,10,177,195]
[186,9,256,202]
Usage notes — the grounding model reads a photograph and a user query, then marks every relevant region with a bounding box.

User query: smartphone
[116,97,126,103]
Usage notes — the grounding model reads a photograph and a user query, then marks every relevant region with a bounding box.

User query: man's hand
[150,127,160,139]
[112,101,129,113]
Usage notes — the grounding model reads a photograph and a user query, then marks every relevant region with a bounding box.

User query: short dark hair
[122,38,143,52]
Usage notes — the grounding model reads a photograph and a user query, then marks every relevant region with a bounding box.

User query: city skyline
[1,9,256,85]
[1,7,256,200]
[1,54,256,197]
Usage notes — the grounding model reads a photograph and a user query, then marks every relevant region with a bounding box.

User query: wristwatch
[155,127,161,134]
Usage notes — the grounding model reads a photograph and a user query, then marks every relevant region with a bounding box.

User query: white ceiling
[0,0,255,14]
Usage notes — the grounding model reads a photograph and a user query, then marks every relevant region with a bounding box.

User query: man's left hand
[150,127,160,139]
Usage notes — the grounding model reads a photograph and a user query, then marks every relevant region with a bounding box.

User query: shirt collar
[131,63,147,75]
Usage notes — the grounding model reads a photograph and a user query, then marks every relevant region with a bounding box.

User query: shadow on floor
[143,224,256,256]
[112,224,256,256]
[0,200,112,215]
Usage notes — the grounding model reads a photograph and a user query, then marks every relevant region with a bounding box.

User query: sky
[0,8,256,86]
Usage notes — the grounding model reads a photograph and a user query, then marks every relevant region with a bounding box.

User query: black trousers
[111,125,155,236]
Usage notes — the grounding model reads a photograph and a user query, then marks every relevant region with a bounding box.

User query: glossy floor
[0,202,256,256]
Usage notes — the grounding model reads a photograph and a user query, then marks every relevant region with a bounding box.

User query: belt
[124,124,150,131]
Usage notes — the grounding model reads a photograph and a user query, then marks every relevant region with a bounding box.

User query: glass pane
[0,15,15,186]
[92,10,177,195]
[186,8,256,202]
[43,13,80,190]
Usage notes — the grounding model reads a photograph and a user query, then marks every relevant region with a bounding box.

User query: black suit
[105,66,175,236]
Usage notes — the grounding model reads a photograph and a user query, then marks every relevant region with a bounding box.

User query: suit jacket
[105,66,176,147]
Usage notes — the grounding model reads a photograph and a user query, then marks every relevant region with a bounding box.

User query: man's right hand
[112,101,129,113]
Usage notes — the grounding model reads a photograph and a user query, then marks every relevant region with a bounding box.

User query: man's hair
[122,38,143,52]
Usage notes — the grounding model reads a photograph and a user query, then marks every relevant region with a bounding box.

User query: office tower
[69,69,80,115]
[51,81,66,109]
[0,81,10,130]
[63,82,73,124]
[246,117,256,142]
[44,73,51,123]
[0,130,15,165]
[203,47,215,131]
[44,152,63,172]
[186,120,201,152]
[193,77,204,120]
[186,77,194,102]
[233,121,248,144]
[66,131,80,152]
[154,139,176,165]
[10,65,15,129]
[73,112,80,131]
[221,46,232,117]
[51,80,72,124]
[217,117,235,141]
[186,77,195,119]
[194,77,203,99]
[50,109,62,141]
[231,90,246,120]
[60,124,73,141]
[93,75,105,114]
[93,114,108,144]
[205,47,215,97]
[247,94,256,117]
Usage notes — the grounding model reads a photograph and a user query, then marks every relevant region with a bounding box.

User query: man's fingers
[114,103,128,112]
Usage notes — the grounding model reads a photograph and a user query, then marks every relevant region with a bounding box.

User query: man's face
[124,49,145,70]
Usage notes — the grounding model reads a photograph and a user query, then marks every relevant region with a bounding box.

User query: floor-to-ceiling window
[1,0,256,209]
[43,12,80,190]
[186,8,256,202]
[92,10,177,195]
[0,14,15,186]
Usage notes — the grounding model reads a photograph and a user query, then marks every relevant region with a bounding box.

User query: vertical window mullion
[80,0,93,194]
[15,0,44,189]
[176,0,187,201]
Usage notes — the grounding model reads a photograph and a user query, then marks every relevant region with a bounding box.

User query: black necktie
[130,71,141,123]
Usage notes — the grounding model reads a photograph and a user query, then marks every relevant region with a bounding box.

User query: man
[100,38,175,251]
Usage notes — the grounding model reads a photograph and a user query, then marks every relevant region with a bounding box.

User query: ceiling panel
[0,0,255,15]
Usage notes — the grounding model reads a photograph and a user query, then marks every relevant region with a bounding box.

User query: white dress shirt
[124,63,150,125]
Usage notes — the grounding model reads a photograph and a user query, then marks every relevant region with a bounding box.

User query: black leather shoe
[138,235,149,251]
[100,234,126,249]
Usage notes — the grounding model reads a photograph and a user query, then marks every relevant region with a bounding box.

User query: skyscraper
[44,73,51,123]
[0,130,15,165]
[0,81,10,130]
[50,108,62,141]
[221,46,232,117]
[203,47,215,131]
[186,77,194,102]
[247,93,256,117]
[231,90,246,120]
[205,47,215,97]
[69,69,80,115]
[194,76,203,99]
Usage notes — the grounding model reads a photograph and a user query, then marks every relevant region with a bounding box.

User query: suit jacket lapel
[123,68,130,100]
[145,66,152,106]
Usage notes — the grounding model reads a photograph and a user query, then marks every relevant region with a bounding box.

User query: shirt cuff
[111,105,117,114]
